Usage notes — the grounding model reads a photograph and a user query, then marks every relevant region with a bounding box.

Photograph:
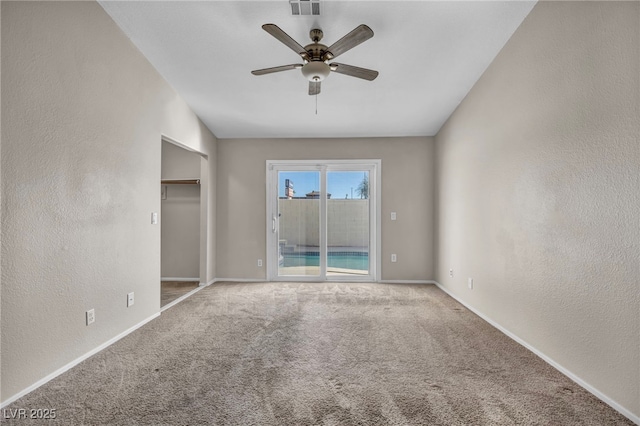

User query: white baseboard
[201,278,216,287]
[379,280,436,284]
[433,281,639,425]
[161,277,199,282]
[213,278,265,283]
[211,279,436,285]
[0,312,161,409]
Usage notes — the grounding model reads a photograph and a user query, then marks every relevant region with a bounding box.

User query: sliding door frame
[266,159,381,282]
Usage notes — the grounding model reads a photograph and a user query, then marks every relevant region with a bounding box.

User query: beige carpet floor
[161,281,200,307]
[4,282,632,425]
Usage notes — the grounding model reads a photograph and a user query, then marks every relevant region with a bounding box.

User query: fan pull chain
[315,93,318,115]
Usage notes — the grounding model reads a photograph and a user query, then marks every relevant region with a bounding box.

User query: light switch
[391,212,397,221]
[151,212,158,225]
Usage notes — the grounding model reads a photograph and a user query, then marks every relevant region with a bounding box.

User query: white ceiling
[99,1,536,139]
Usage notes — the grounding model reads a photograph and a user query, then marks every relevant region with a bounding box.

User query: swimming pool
[281,252,369,271]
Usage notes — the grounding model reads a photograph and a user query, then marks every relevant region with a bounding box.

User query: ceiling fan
[251,24,379,95]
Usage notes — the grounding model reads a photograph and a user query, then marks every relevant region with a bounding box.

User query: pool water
[282,253,369,271]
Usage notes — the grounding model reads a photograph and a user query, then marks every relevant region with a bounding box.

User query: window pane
[278,171,321,276]
[326,171,369,276]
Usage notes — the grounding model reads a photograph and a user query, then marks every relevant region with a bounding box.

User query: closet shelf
[161,179,200,185]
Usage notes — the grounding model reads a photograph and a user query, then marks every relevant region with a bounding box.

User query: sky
[279,171,368,199]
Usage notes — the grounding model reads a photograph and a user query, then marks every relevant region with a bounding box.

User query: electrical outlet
[86,309,95,326]
[449,269,453,277]
[127,292,135,307]
[468,278,473,290]
[391,254,397,263]
[391,212,397,221]
[257,259,263,267]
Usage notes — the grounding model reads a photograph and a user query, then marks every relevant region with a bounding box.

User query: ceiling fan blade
[262,24,307,57]
[325,24,374,60]
[251,64,302,76]
[331,63,379,81]
[309,81,321,96]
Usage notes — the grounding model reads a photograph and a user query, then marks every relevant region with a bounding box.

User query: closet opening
[160,138,207,309]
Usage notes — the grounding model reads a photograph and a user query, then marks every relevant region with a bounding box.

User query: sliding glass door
[267,160,380,282]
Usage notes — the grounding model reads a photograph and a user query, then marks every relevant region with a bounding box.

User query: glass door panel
[277,171,321,277]
[327,171,370,277]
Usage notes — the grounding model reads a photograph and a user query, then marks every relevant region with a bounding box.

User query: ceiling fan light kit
[252,24,379,96]
[302,61,330,82]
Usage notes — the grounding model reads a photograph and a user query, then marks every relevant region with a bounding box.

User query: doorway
[266,160,381,281]
[160,138,207,308]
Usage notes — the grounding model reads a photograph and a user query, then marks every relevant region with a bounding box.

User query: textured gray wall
[216,137,435,281]
[435,1,639,419]
[1,1,217,403]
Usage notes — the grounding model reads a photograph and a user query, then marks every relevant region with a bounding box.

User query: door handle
[272,216,277,233]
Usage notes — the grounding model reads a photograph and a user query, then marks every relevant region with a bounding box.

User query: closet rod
[161,179,200,185]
